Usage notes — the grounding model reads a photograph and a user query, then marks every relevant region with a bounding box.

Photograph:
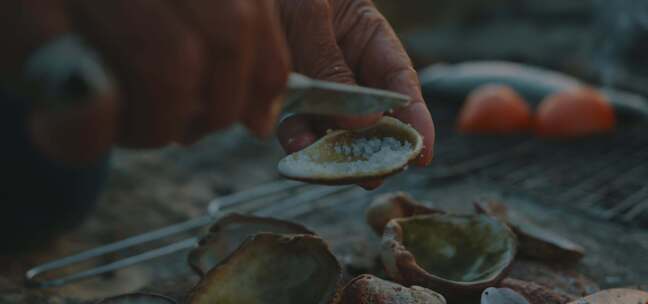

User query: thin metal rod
[26,179,303,288]
[25,215,212,287]
[208,180,302,213]
[25,180,352,288]
[28,238,199,288]
[256,186,352,217]
[621,194,648,221]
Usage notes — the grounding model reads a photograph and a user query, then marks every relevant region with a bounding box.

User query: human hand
[275,0,435,189]
[0,0,290,165]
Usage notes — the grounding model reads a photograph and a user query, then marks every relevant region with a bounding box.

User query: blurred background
[2,1,648,302]
[376,0,648,94]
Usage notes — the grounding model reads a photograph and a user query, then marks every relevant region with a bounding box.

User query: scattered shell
[366,192,443,235]
[278,117,423,184]
[381,214,517,300]
[188,213,314,276]
[458,84,533,134]
[97,293,176,304]
[341,274,446,304]
[475,201,585,262]
[500,278,576,304]
[567,288,648,304]
[481,287,531,304]
[188,233,342,304]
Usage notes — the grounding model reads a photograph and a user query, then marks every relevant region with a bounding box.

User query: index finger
[334,1,435,166]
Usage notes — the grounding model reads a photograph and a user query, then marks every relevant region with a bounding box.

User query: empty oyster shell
[278,117,423,184]
[97,293,176,304]
[475,201,585,262]
[366,192,443,235]
[481,287,530,304]
[188,213,314,276]
[188,233,342,304]
[381,214,517,300]
[341,274,446,304]
[567,288,648,304]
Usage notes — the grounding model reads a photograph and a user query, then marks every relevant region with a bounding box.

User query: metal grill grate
[427,125,648,227]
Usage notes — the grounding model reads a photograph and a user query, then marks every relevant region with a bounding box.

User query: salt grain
[280,136,414,177]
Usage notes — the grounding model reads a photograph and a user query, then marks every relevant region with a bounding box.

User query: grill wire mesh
[427,123,648,228]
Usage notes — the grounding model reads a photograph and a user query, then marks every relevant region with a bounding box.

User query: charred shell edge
[188,213,316,277]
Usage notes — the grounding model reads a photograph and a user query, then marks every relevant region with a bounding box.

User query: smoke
[592,0,648,89]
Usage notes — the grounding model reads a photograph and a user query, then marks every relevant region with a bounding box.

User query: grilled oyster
[278,117,423,184]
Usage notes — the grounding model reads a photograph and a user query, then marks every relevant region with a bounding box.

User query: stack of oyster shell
[96,192,647,304]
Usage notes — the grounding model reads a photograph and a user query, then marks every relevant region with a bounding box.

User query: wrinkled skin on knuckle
[279,0,354,83]
[329,0,379,41]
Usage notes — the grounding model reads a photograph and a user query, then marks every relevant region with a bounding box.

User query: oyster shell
[481,287,530,304]
[366,192,442,235]
[188,233,342,304]
[499,278,576,304]
[278,117,423,184]
[381,214,517,300]
[341,274,446,304]
[475,201,585,262]
[567,289,648,304]
[97,293,176,304]
[188,213,314,276]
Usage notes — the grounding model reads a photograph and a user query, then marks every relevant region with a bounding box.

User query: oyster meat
[278,117,423,184]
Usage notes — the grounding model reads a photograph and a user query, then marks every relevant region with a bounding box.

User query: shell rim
[381,213,518,289]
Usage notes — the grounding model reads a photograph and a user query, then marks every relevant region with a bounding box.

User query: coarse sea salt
[281,136,413,177]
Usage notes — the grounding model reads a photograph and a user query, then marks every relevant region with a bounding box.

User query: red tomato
[535,87,615,138]
[457,84,532,134]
